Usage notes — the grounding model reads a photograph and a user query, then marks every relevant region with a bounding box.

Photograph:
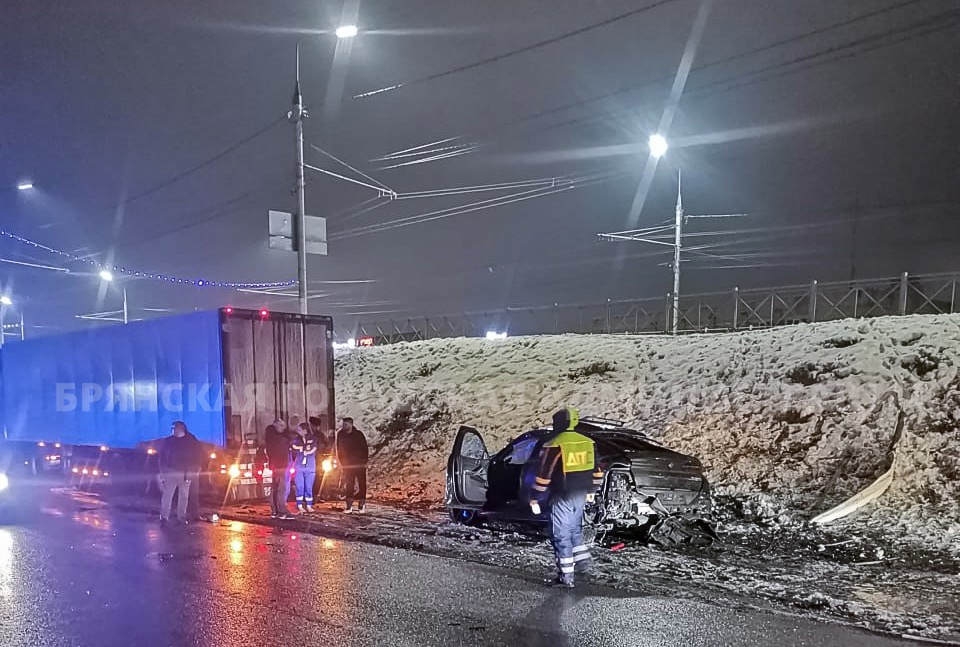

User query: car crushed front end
[583,427,716,545]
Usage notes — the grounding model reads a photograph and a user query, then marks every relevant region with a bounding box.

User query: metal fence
[336,271,960,343]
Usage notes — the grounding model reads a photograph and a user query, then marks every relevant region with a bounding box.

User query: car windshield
[504,435,540,464]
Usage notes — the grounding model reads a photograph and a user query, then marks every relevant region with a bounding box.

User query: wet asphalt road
[0,491,925,647]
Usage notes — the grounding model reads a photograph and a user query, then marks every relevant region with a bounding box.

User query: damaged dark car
[446,417,716,546]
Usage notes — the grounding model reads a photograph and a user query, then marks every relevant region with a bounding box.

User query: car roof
[525,423,663,448]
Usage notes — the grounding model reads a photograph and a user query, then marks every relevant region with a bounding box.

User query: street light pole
[122,286,128,325]
[0,296,15,346]
[291,43,309,316]
[672,169,683,335]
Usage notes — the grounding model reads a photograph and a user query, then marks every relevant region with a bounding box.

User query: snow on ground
[335,314,960,555]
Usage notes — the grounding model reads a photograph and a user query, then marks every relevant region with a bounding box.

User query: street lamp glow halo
[336,25,358,39]
[99,269,114,282]
[649,134,669,159]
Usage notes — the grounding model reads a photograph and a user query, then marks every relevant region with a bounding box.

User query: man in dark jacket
[336,417,368,513]
[159,421,202,524]
[265,420,295,519]
[183,429,208,521]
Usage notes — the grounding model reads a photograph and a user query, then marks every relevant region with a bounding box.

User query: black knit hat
[552,409,569,432]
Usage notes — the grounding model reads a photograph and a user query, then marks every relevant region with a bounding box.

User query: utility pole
[671,170,683,335]
[849,189,859,283]
[599,153,747,334]
[291,43,310,315]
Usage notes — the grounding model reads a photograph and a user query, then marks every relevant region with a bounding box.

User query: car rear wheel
[449,508,479,525]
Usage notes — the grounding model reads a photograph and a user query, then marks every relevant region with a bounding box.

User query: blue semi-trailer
[0,308,336,487]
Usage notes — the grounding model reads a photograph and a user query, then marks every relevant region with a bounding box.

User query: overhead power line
[304,163,391,193]
[111,115,285,213]
[123,179,280,246]
[0,257,69,273]
[372,0,940,163]
[500,0,935,134]
[529,6,960,137]
[309,144,394,193]
[353,0,686,99]
[333,171,623,239]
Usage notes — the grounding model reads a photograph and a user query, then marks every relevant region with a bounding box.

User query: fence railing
[335,271,960,343]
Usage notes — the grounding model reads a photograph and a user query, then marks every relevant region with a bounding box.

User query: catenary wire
[110,115,285,213]
[371,0,940,162]
[353,0,686,98]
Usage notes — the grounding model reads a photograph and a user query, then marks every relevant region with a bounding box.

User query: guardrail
[336,271,960,343]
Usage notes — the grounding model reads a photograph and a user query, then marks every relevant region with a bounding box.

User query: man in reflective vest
[530,407,604,588]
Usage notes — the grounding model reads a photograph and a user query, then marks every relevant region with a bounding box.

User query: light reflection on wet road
[0,491,925,646]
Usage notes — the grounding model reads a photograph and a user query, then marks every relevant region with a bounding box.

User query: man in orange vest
[530,407,604,588]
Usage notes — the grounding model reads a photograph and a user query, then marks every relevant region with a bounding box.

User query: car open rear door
[446,426,490,507]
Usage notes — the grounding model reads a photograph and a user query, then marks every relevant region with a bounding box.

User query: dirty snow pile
[335,314,960,553]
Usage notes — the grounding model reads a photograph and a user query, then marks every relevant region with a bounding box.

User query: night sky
[2,0,958,336]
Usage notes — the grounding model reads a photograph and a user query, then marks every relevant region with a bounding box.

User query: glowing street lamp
[98,269,127,324]
[649,134,668,159]
[16,181,34,191]
[0,295,22,345]
[335,24,358,39]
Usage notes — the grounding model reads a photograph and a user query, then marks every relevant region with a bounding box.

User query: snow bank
[335,314,960,552]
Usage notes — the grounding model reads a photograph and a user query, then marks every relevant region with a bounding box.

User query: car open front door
[446,426,490,507]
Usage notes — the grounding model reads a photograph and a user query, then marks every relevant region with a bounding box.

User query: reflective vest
[546,432,595,474]
[532,431,602,500]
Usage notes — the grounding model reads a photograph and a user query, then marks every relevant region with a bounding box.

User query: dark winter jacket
[265,425,294,470]
[530,431,603,504]
[159,434,203,475]
[336,429,369,468]
[183,430,207,475]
